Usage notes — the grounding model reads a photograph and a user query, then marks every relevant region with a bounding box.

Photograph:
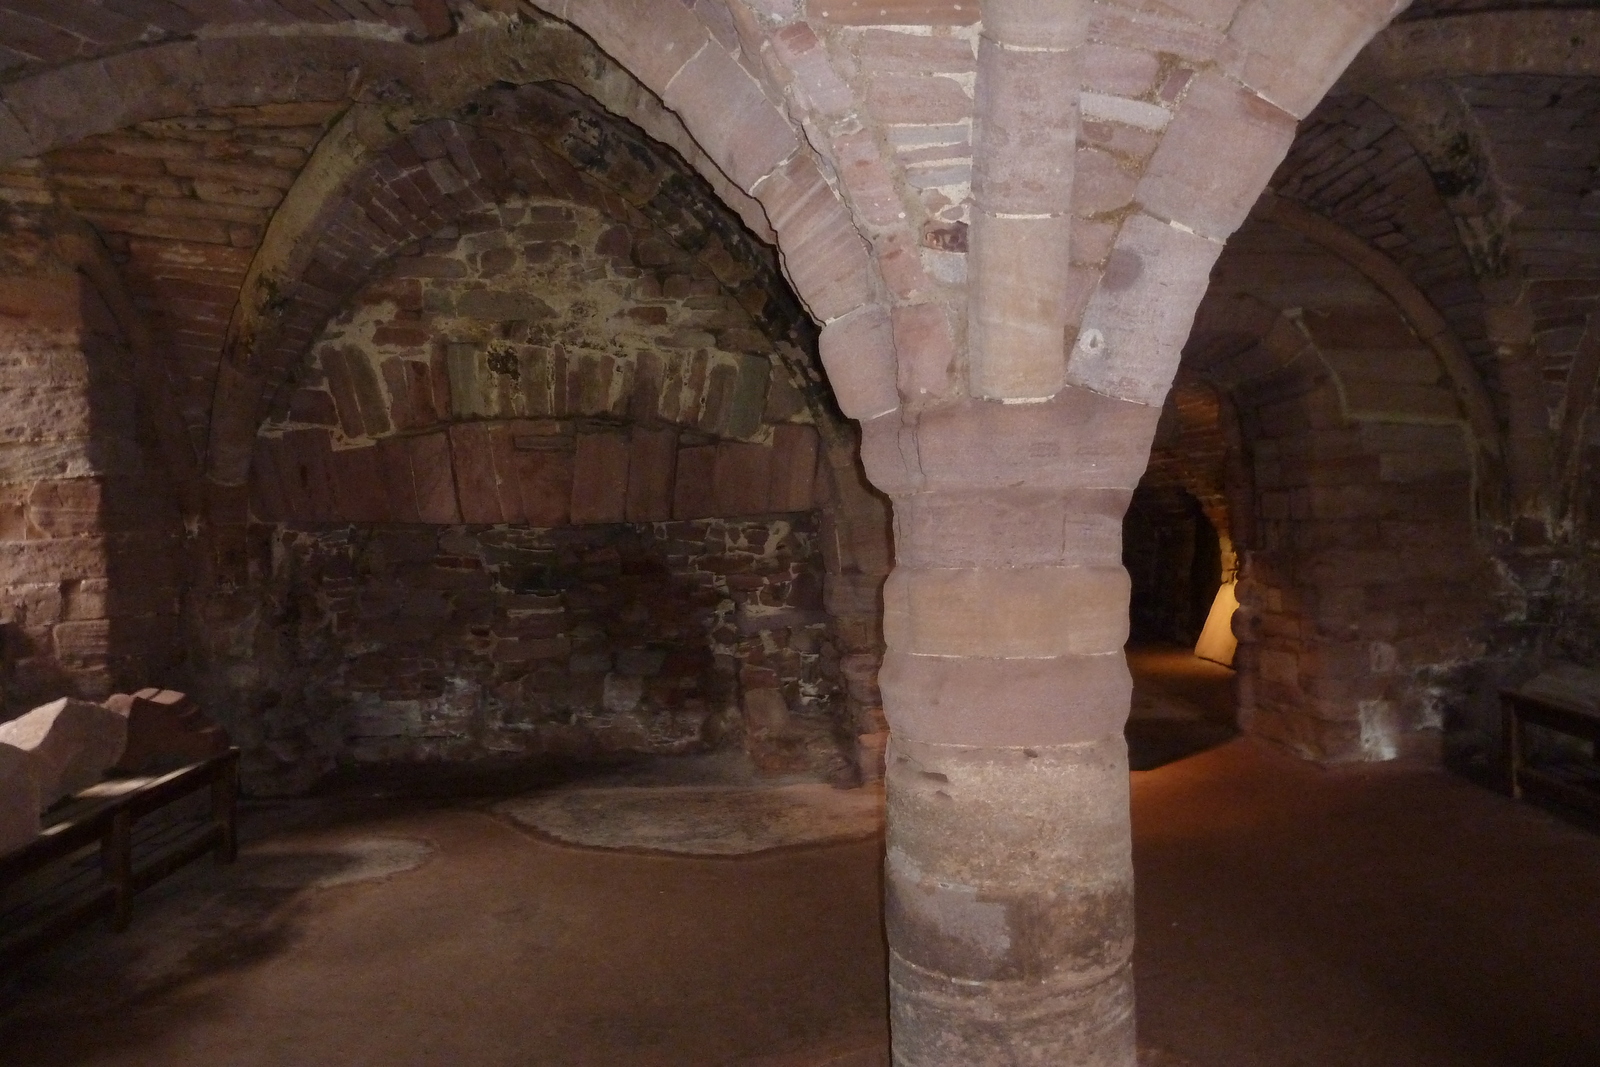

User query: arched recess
[167,77,895,794]
[203,81,819,493]
[1180,215,1494,762]
[1291,10,1600,773]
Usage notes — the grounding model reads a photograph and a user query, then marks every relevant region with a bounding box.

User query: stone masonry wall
[200,192,854,793]
[219,515,840,794]
[0,227,186,713]
[250,196,820,527]
[1233,356,1490,763]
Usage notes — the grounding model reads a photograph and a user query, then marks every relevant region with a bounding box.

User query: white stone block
[0,698,128,808]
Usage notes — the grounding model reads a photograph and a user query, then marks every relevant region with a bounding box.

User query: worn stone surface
[6,6,1600,1067]
[885,734,1135,1066]
[0,696,127,806]
[497,782,883,856]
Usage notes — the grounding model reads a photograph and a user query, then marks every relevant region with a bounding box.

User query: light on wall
[1194,581,1239,668]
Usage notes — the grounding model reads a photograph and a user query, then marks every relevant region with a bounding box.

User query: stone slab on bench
[0,743,41,854]
[0,699,127,808]
[105,689,229,775]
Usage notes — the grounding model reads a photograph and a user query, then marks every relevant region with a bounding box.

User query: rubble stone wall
[217,515,841,793]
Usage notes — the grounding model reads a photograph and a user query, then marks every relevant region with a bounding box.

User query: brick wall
[0,223,185,712]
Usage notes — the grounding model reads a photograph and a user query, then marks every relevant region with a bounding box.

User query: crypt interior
[1,0,1600,1064]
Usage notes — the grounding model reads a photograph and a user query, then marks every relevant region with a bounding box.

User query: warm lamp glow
[1195,581,1239,667]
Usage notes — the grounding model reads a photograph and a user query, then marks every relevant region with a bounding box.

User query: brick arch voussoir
[204,118,526,493]
[524,1,882,340]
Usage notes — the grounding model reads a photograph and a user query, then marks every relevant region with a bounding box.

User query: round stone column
[863,393,1158,1065]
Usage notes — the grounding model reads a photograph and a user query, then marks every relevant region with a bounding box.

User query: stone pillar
[866,393,1157,1065]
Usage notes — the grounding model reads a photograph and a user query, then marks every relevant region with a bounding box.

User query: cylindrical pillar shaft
[864,394,1157,1066]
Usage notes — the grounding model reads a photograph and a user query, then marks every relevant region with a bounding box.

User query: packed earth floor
[2,656,1598,1067]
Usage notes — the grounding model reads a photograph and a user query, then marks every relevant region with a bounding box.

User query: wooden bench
[0,749,239,967]
[1502,689,1600,816]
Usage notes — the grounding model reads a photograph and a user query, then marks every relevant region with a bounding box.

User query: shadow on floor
[1126,642,1239,771]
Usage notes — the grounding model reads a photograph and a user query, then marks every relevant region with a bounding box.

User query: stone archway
[0,0,1422,1061]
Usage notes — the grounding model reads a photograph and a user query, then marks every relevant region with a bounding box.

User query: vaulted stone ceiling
[1177,6,1600,537]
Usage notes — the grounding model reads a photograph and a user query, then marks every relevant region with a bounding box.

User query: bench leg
[102,810,133,931]
[1503,699,1523,801]
[211,759,238,865]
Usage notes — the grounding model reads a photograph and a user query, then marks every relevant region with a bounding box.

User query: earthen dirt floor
[4,668,1599,1065]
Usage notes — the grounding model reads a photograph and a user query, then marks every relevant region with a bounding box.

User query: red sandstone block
[449,423,503,524]
[1083,43,1162,98]
[26,479,102,538]
[626,427,678,522]
[983,0,1092,47]
[895,486,1129,569]
[322,345,391,439]
[0,275,81,330]
[376,436,421,523]
[0,540,114,587]
[714,441,772,517]
[1069,213,1223,405]
[972,39,1079,216]
[1137,70,1297,241]
[265,435,308,522]
[863,393,1161,496]
[819,304,900,420]
[883,565,1131,658]
[662,39,798,192]
[382,357,441,431]
[768,425,819,512]
[858,28,975,73]
[968,212,1071,399]
[329,445,391,523]
[107,688,228,775]
[807,0,977,26]
[754,154,875,324]
[250,438,289,522]
[566,0,709,92]
[282,428,337,522]
[698,363,740,436]
[673,444,719,520]
[571,432,630,525]
[865,73,971,125]
[831,128,905,229]
[892,302,958,403]
[3,61,124,156]
[770,23,854,117]
[484,424,526,524]
[880,650,1132,747]
[409,431,461,524]
[1229,0,1398,118]
[504,431,573,528]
